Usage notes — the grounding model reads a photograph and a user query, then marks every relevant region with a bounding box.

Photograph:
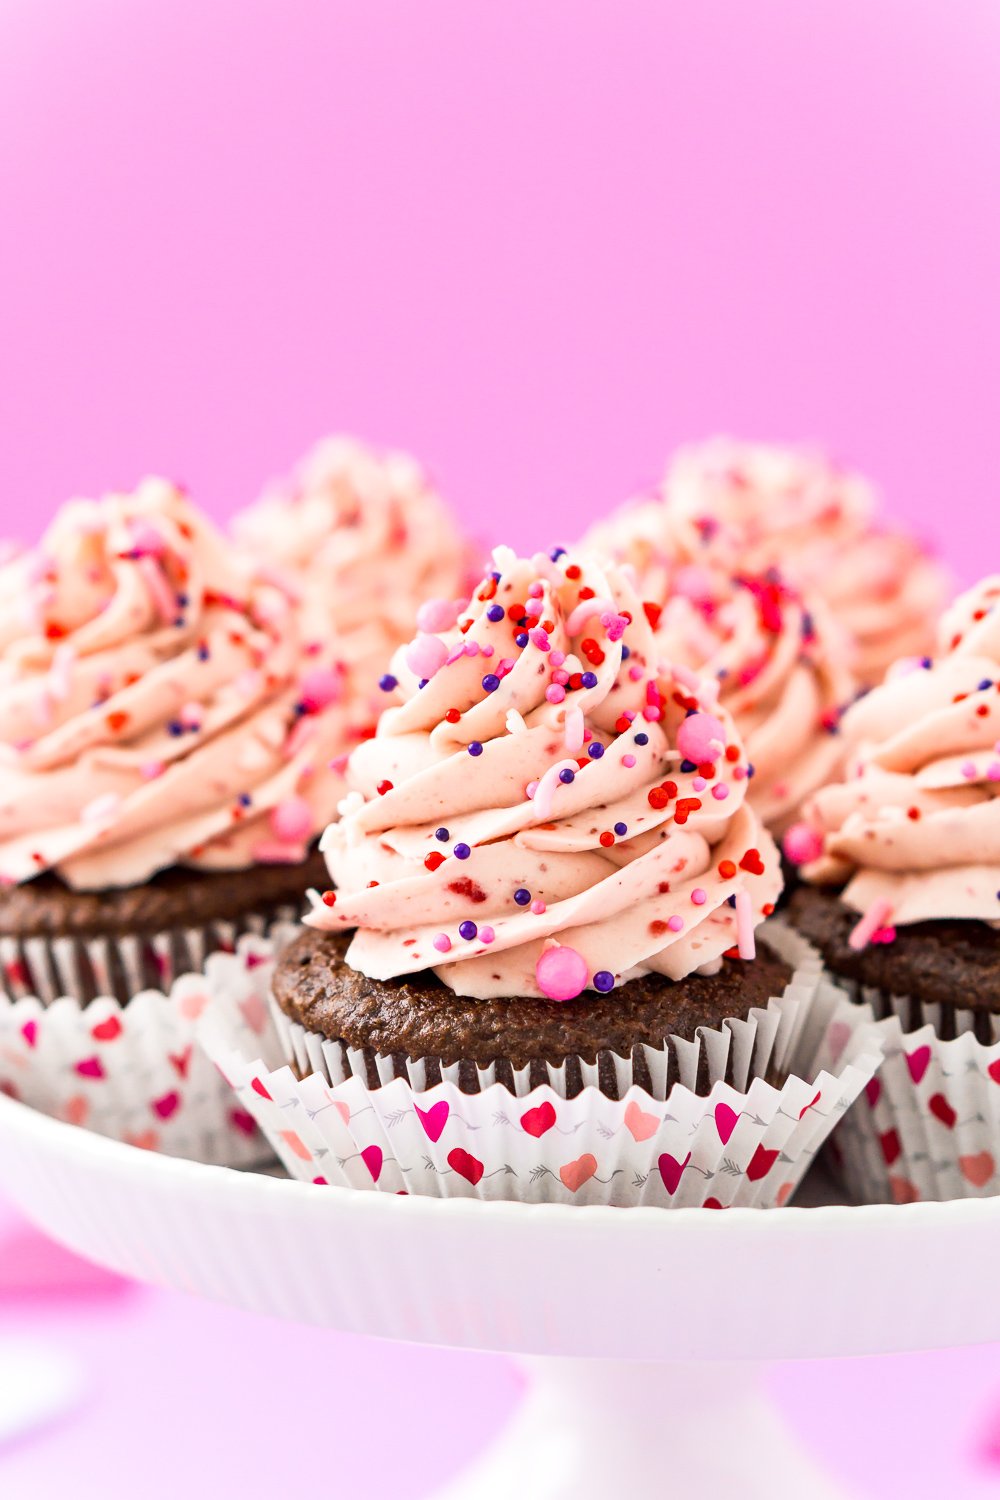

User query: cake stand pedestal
[1,1092,997,1498]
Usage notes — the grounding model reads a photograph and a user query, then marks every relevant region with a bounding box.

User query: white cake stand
[2,1091,998,1498]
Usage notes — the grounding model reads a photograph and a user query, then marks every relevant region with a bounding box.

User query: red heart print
[775,1181,795,1207]
[521,1101,557,1138]
[415,1100,451,1142]
[703,1197,725,1210]
[169,1047,193,1080]
[125,1130,159,1152]
[714,1102,739,1145]
[865,1077,881,1108]
[152,1091,180,1120]
[361,1144,384,1182]
[559,1153,598,1193]
[928,1093,957,1129]
[447,1147,485,1186]
[989,1059,1000,1086]
[879,1129,901,1166]
[961,1151,995,1188]
[746,1144,780,1182]
[229,1109,256,1137]
[91,1015,122,1043]
[64,1095,88,1127]
[250,1076,272,1101]
[658,1151,691,1195]
[245,951,269,970]
[75,1056,105,1080]
[906,1045,932,1085]
[798,1090,821,1120]
[623,1100,659,1142]
[890,1176,920,1204]
[20,1020,37,1049]
[280,1130,312,1162]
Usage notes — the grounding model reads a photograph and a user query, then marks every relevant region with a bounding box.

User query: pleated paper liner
[199,923,884,1207]
[0,936,296,1168]
[819,980,1000,1204]
[0,904,301,1010]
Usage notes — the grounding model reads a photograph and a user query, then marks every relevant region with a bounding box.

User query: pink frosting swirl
[233,436,473,683]
[584,438,950,688]
[800,576,1000,927]
[0,479,356,889]
[307,546,782,1001]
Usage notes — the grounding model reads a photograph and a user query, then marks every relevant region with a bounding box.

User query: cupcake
[584,438,950,689]
[201,546,882,1206]
[788,576,1000,1201]
[232,434,474,731]
[0,477,366,1160]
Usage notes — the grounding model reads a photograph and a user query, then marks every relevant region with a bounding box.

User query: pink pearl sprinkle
[961,760,978,780]
[667,915,684,933]
[711,783,730,801]
[987,762,1000,781]
[527,581,544,598]
[463,639,480,657]
[735,890,756,960]
[642,705,661,722]
[691,888,707,905]
[628,665,643,681]
[733,765,747,781]
[549,650,566,668]
[416,598,462,633]
[782,821,824,866]
[270,795,313,843]
[692,777,706,792]
[406,633,449,680]
[433,934,452,953]
[546,684,566,704]
[535,944,588,1002]
[525,598,545,618]
[480,643,494,658]
[676,712,726,766]
[526,780,539,798]
[299,667,342,711]
[622,753,636,768]
[552,668,570,686]
[479,926,495,944]
[141,760,166,780]
[531,899,546,914]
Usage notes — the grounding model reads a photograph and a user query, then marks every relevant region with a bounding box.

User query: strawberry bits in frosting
[308,545,782,1001]
[0,479,353,889]
[797,575,1000,934]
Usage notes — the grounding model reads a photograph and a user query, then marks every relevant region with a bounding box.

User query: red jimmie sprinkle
[642,601,662,630]
[376,780,393,796]
[424,851,446,872]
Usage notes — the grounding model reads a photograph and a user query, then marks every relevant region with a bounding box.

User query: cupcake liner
[0,906,299,1009]
[820,980,1000,1204]
[0,928,300,1168]
[198,923,884,1207]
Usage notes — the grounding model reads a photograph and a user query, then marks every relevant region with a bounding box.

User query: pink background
[2,2,1000,1495]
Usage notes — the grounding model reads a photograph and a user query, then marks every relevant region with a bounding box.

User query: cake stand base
[439,1357,845,1498]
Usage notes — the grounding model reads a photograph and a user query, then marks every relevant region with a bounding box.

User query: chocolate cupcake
[205,546,881,1207]
[787,575,1000,1202]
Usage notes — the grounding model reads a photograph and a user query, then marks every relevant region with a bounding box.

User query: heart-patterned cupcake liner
[820,982,1000,1204]
[0,905,300,1010]
[199,925,883,1207]
[0,930,299,1167]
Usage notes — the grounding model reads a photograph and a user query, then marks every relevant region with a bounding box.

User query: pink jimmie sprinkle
[735,890,756,960]
[532,759,578,818]
[564,705,585,752]
[535,943,588,1001]
[433,933,452,953]
[848,897,895,952]
[529,627,551,652]
[137,556,178,623]
[141,760,166,780]
[565,596,616,635]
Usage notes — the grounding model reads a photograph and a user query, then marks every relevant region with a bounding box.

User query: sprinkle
[564,705,585,752]
[735,891,756,959]
[482,673,501,693]
[533,759,579,818]
[321,890,337,906]
[550,650,566,668]
[546,684,566,704]
[614,821,628,836]
[587,743,604,760]
[536,944,588,1001]
[634,732,649,746]
[782,822,824,866]
[711,785,729,801]
[137,556,178,622]
[580,671,598,689]
[692,777,706,792]
[987,763,1000,781]
[961,760,978,780]
[530,628,551,652]
[622,754,636,768]
[531,899,546,914]
[459,921,478,941]
[515,632,529,647]
[558,768,575,784]
[692,888,709,906]
[848,898,895,952]
[435,827,450,841]
[406,633,449,681]
[718,859,736,879]
[270,796,313,843]
[417,598,463,633]
[140,760,165,780]
[376,780,393,796]
[599,831,615,847]
[299,667,343,711]
[514,888,531,905]
[468,742,483,756]
[454,843,471,860]
[479,926,495,944]
[487,604,505,622]
[425,851,446,872]
[433,934,452,953]
[667,915,684,933]
[593,970,615,993]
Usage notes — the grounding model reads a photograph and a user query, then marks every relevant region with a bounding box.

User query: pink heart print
[75,1056,105,1080]
[361,1145,384,1182]
[559,1154,598,1193]
[657,1151,691,1196]
[906,1045,932,1085]
[280,1130,312,1162]
[20,1020,37,1049]
[91,1015,122,1043]
[623,1100,659,1142]
[989,1058,1000,1086]
[229,1109,257,1137]
[415,1100,450,1142]
[960,1151,995,1188]
[714,1102,739,1145]
[152,1091,181,1120]
[520,1101,557,1138]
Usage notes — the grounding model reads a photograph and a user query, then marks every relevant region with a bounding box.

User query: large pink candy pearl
[406,632,449,680]
[676,712,726,765]
[299,666,343,711]
[417,597,463,633]
[271,795,314,843]
[535,944,588,1002]
[782,821,824,866]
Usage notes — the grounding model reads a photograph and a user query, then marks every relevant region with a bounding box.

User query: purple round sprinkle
[458,920,478,940]
[559,768,575,784]
[514,887,531,905]
[379,674,398,692]
[487,604,505,622]
[454,842,471,860]
[468,741,483,756]
[482,673,500,693]
[581,671,598,689]
[435,827,449,842]
[634,732,649,745]
[515,632,529,646]
[587,742,604,759]
[593,970,615,992]
[614,821,627,836]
